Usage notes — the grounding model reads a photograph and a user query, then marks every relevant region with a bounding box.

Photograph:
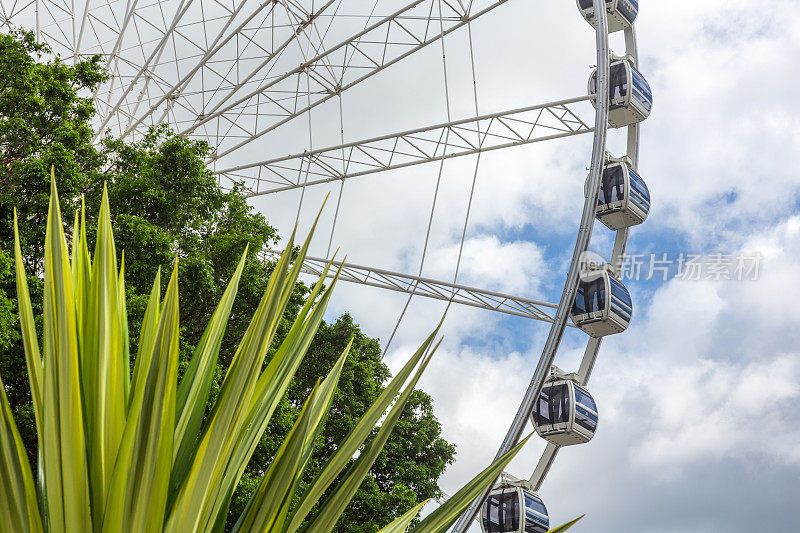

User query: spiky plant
[0,174,580,533]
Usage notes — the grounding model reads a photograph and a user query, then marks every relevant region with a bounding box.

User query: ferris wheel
[0,0,652,530]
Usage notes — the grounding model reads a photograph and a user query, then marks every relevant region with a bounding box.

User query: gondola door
[482,488,520,533]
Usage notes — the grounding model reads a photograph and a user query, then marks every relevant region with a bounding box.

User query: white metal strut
[217,96,595,196]
[179,0,512,162]
[265,252,574,325]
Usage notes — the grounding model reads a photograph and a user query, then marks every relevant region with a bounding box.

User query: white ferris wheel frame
[0,0,645,529]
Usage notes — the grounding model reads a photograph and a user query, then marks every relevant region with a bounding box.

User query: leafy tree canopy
[0,28,455,532]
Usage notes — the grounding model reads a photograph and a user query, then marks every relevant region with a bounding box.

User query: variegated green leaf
[306,341,441,533]
[119,252,131,402]
[285,322,442,533]
[166,215,330,533]
[409,434,534,533]
[171,246,249,495]
[166,235,301,532]
[129,268,161,409]
[12,211,42,439]
[233,340,352,533]
[0,373,43,533]
[377,500,428,533]
[102,261,180,532]
[71,197,91,353]
[203,261,342,533]
[82,184,127,528]
[40,173,92,532]
[545,516,584,533]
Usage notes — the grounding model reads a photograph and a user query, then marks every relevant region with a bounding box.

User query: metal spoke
[180,0,511,162]
[268,252,573,325]
[218,95,595,196]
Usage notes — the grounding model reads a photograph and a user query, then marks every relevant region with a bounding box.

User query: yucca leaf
[232,392,317,533]
[40,173,92,532]
[12,211,42,439]
[306,341,441,533]
[82,184,127,528]
[70,209,79,276]
[409,434,534,533]
[0,373,43,533]
[166,236,301,532]
[71,197,91,352]
[119,252,131,401]
[102,261,180,532]
[16,208,51,528]
[233,340,353,533]
[285,322,443,533]
[166,216,328,533]
[203,261,342,533]
[202,260,339,533]
[377,500,428,533]
[129,268,161,409]
[171,246,249,494]
[545,517,584,533]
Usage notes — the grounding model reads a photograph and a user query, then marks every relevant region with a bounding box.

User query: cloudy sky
[247,2,800,531]
[9,0,800,530]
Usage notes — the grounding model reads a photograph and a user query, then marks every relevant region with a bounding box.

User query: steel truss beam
[10,0,331,140]
[0,0,36,28]
[118,0,338,140]
[266,252,569,325]
[218,96,595,196]
[5,0,511,161]
[92,0,196,137]
[181,0,512,163]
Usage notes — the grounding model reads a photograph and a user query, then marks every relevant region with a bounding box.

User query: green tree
[0,29,104,267]
[0,250,14,353]
[0,29,105,457]
[0,28,455,530]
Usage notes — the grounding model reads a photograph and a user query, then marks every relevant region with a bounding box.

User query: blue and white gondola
[481,482,550,533]
[589,57,653,128]
[586,158,651,230]
[571,266,633,337]
[577,0,638,33]
[531,374,599,446]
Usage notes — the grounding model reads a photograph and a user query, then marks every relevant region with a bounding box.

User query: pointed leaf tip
[49,166,59,199]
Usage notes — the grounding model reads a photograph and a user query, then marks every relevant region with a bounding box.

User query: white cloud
[417,213,800,532]
[637,0,800,245]
[628,355,800,471]
[423,235,547,295]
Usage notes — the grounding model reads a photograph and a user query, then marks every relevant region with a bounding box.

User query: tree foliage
[0,29,106,459]
[0,28,455,531]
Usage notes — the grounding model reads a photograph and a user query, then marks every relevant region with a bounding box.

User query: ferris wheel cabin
[532,375,598,446]
[587,159,651,230]
[481,482,550,533]
[571,267,633,337]
[589,58,653,129]
[577,0,638,33]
